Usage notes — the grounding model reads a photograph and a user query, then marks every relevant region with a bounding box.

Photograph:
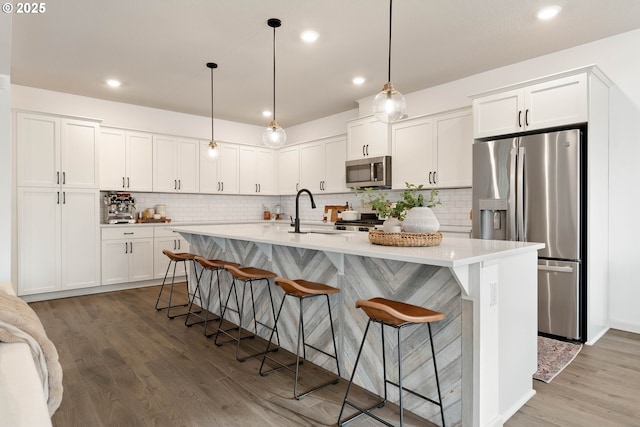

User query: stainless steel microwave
[345,156,392,189]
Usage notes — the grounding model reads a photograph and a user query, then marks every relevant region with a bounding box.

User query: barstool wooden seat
[338,297,446,427]
[259,277,341,399]
[214,264,280,362]
[185,256,240,337]
[155,250,197,319]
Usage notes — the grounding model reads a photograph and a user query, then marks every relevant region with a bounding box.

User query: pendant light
[262,18,286,148]
[372,0,406,123]
[206,62,220,160]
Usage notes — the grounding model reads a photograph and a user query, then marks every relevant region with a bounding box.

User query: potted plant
[399,183,441,233]
[355,183,442,232]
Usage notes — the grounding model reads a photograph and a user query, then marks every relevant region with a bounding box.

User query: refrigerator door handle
[508,146,518,240]
[517,146,526,241]
[538,265,574,273]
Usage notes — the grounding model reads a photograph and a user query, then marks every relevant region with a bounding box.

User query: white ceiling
[10,0,640,127]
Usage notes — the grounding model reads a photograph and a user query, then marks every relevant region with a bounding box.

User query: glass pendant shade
[373,82,406,123]
[207,140,220,159]
[263,120,286,148]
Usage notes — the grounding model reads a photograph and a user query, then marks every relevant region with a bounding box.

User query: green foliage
[354,183,442,220]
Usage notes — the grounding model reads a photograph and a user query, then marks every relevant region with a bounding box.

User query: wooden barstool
[338,297,446,427]
[259,277,341,399]
[155,250,197,319]
[214,264,280,362]
[185,256,240,337]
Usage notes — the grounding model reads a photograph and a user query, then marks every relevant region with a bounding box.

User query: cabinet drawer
[102,226,154,240]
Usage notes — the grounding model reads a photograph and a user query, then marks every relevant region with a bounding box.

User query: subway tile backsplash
[104,187,472,227]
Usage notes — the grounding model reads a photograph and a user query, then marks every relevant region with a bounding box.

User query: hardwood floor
[30,286,640,427]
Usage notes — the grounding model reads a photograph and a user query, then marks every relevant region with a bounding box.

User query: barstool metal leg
[429,323,446,427]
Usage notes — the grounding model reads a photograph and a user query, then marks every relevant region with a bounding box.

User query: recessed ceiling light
[537,5,561,20]
[300,30,319,43]
[352,76,366,85]
[106,79,121,88]
[262,110,272,117]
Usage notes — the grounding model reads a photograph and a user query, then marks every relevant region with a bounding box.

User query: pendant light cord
[210,66,215,139]
[387,0,393,83]
[272,24,277,123]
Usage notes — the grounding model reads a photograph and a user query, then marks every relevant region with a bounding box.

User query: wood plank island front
[170,222,544,427]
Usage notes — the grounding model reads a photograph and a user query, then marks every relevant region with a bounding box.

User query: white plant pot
[402,207,440,233]
[383,217,402,233]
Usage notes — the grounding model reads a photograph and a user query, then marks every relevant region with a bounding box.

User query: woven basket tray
[368,229,443,247]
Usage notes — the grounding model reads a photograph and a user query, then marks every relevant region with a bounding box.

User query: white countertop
[170,223,542,268]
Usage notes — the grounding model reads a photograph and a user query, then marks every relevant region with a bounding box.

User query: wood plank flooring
[29,286,640,427]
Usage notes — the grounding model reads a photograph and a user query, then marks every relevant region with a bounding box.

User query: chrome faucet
[294,188,316,233]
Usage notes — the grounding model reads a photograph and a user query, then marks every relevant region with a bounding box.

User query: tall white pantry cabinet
[15,112,101,296]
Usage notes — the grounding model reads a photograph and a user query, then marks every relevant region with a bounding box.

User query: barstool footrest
[385,379,443,409]
[339,399,389,427]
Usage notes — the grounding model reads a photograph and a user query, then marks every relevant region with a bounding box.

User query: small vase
[383,217,402,233]
[402,207,440,233]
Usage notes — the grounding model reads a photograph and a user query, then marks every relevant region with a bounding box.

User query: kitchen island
[170,223,543,427]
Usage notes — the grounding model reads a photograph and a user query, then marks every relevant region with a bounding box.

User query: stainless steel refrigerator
[472,128,586,341]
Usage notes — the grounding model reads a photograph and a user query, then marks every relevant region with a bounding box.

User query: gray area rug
[533,336,583,383]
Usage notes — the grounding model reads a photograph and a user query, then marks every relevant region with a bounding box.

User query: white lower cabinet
[17,187,100,296]
[101,227,154,285]
[153,227,191,279]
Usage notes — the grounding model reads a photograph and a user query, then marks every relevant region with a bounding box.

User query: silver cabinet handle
[428,171,432,184]
[525,109,530,127]
[217,182,220,191]
[174,180,177,190]
[62,191,66,204]
[57,171,60,184]
[129,242,133,253]
[362,145,366,156]
[57,191,60,204]
[127,177,130,188]
[518,110,522,128]
[221,182,224,191]
[433,171,437,185]
[125,242,128,254]
[122,177,126,188]
[124,232,134,235]
[538,265,574,273]
[62,171,66,184]
[178,179,181,190]
[177,239,181,250]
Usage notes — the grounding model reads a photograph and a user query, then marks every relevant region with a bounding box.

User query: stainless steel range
[334,213,383,232]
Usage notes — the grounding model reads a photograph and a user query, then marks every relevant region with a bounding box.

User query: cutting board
[324,205,347,222]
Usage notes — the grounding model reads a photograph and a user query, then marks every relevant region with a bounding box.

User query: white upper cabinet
[17,112,99,189]
[199,141,239,194]
[299,135,348,193]
[277,145,300,195]
[239,146,274,195]
[392,108,472,189]
[100,128,153,192]
[346,115,391,160]
[153,135,200,193]
[472,73,588,138]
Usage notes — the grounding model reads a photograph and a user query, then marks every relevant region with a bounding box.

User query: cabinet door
[434,110,473,188]
[17,188,61,295]
[347,116,390,160]
[61,119,99,189]
[472,89,523,138]
[218,143,239,193]
[101,239,130,285]
[257,149,275,194]
[392,117,434,189]
[277,145,300,195]
[154,236,190,279]
[100,127,127,190]
[323,136,348,193]
[525,74,587,131]
[61,189,100,290]
[16,112,60,188]
[238,146,258,194]
[129,238,154,282]
[126,131,153,192]
[176,138,199,193]
[299,142,323,192]
[153,135,179,192]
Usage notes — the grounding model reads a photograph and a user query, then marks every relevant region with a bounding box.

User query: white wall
[0,12,12,283]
